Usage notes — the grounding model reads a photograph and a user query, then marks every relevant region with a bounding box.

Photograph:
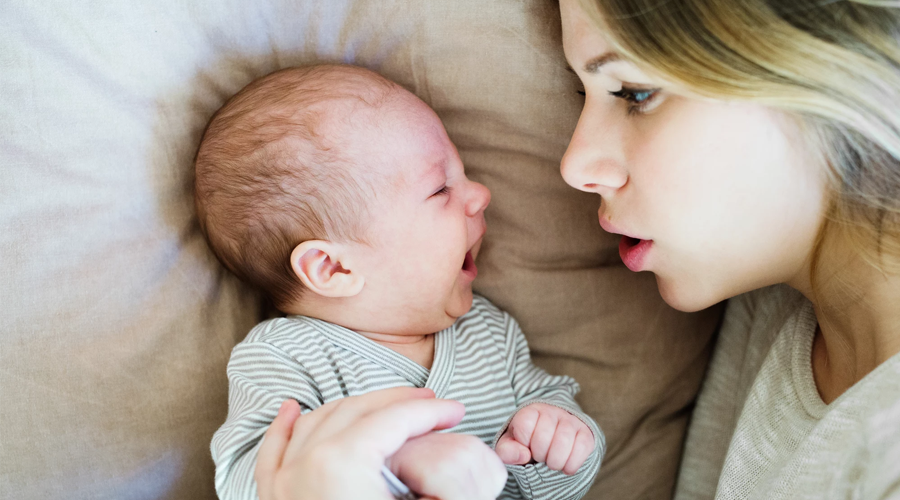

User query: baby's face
[345,92,491,335]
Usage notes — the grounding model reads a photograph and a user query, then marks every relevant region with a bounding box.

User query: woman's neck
[792,244,900,404]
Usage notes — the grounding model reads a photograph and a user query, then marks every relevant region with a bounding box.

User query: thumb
[255,399,303,500]
[496,432,532,465]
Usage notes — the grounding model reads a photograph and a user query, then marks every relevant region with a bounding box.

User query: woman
[560,0,900,498]
[257,0,900,498]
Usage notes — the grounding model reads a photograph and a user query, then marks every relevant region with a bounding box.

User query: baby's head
[195,65,490,334]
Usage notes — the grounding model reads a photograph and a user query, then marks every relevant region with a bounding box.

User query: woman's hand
[255,387,507,500]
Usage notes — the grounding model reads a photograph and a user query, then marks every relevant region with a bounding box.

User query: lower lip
[461,250,478,279]
[619,236,652,272]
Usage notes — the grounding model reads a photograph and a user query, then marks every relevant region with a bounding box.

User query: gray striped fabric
[211,295,604,499]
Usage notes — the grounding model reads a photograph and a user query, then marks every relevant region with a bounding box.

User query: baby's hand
[389,432,508,500]
[495,403,594,475]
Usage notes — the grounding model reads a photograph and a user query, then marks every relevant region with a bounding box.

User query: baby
[197,65,604,500]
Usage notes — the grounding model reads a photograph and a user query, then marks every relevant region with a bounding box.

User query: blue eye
[609,87,659,115]
[610,88,654,102]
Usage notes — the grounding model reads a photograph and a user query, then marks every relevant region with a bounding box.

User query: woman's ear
[290,240,365,298]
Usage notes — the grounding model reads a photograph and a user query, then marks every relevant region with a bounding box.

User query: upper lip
[466,227,486,258]
[473,233,485,251]
[598,214,646,241]
[470,224,486,250]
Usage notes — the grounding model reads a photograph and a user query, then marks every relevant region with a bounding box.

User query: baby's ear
[290,240,364,298]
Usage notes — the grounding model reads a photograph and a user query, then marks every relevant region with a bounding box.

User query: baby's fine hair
[194,64,399,309]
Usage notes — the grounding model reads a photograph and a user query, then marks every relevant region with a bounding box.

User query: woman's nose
[465,179,491,217]
[560,107,628,196]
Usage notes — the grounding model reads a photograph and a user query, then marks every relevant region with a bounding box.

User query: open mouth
[618,236,652,272]
[461,250,478,278]
[622,236,641,249]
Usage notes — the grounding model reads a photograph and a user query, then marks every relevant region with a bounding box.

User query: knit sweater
[675,285,900,500]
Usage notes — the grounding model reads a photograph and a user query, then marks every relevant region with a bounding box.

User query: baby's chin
[395,290,473,335]
[443,288,475,322]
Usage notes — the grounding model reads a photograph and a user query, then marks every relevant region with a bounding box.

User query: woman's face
[559,0,828,311]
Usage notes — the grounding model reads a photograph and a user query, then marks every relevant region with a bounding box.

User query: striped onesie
[212,295,604,500]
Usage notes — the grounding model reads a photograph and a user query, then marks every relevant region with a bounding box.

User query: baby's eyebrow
[418,160,446,185]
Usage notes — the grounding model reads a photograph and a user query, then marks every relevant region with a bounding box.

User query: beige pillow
[0,1,721,499]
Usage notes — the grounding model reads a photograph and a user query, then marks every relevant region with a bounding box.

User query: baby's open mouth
[462,250,478,278]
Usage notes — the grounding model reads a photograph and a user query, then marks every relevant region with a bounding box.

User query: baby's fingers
[528,411,558,463]
[545,419,578,471]
[496,432,531,465]
[255,399,303,500]
[562,428,595,476]
[508,406,540,448]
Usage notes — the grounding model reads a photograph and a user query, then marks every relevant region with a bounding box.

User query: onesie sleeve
[210,329,324,500]
[489,310,605,500]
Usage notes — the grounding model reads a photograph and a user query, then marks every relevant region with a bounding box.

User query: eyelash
[577,87,660,116]
[433,186,450,197]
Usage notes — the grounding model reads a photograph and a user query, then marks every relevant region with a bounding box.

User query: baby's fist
[495,403,594,475]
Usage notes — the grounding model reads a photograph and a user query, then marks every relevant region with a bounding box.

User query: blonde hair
[579,0,900,277]
[195,65,397,309]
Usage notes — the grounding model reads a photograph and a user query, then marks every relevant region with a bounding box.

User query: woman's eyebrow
[585,53,621,72]
[566,52,621,74]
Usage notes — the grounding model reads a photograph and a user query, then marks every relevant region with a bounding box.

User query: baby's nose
[466,180,491,216]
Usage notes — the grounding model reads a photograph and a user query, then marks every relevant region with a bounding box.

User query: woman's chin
[656,275,720,313]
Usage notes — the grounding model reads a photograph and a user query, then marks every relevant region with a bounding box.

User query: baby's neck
[357,330,435,369]
[284,299,440,369]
